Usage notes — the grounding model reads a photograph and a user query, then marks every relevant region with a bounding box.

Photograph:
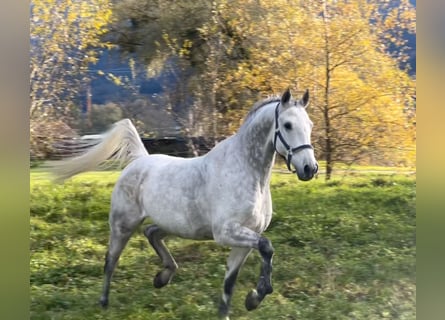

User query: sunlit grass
[30,168,415,319]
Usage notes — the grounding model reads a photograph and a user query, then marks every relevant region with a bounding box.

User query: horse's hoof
[245,289,261,311]
[99,297,108,308]
[153,269,173,288]
[153,273,167,288]
[218,301,229,318]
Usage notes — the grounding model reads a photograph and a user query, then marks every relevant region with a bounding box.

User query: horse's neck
[234,103,277,183]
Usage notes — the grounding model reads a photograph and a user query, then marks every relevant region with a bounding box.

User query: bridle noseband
[273,102,314,172]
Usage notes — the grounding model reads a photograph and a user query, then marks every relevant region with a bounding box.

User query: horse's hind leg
[99,211,142,308]
[219,247,252,319]
[143,224,178,288]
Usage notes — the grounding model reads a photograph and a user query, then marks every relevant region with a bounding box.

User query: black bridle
[273,102,314,172]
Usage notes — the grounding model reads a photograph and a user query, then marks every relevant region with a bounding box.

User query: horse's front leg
[214,222,274,317]
[245,237,274,311]
[219,247,252,319]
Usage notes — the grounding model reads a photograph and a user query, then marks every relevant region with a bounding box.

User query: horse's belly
[149,209,213,240]
[139,172,213,239]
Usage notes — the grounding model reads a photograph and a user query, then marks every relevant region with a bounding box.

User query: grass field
[30,168,416,319]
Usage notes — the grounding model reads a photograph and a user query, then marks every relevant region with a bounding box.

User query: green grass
[30,169,416,319]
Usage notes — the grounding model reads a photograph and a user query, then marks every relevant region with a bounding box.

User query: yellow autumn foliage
[216,0,415,175]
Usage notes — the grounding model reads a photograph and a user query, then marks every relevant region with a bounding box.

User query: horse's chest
[237,189,273,233]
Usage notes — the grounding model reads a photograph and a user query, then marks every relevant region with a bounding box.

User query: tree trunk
[324,104,333,181]
[323,0,333,181]
[325,145,333,180]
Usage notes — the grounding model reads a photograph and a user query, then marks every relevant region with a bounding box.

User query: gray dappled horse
[52,88,318,319]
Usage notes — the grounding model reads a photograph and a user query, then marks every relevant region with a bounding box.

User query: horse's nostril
[304,165,311,176]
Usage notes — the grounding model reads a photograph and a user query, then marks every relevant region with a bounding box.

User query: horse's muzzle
[297,163,318,181]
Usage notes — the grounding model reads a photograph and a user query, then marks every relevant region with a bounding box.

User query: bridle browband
[273,102,314,172]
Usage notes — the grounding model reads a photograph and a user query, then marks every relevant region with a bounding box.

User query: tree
[217,0,416,179]
[313,0,415,178]
[30,0,113,158]
[106,0,250,142]
[108,0,211,67]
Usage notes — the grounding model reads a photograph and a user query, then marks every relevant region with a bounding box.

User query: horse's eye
[284,122,292,130]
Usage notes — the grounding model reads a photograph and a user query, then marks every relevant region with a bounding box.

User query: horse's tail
[50,119,148,183]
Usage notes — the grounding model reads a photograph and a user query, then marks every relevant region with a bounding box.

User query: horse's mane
[243,96,280,124]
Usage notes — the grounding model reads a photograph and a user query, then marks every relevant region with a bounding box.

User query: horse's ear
[301,89,309,108]
[281,88,291,105]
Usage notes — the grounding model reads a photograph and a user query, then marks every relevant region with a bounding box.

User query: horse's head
[274,88,318,181]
